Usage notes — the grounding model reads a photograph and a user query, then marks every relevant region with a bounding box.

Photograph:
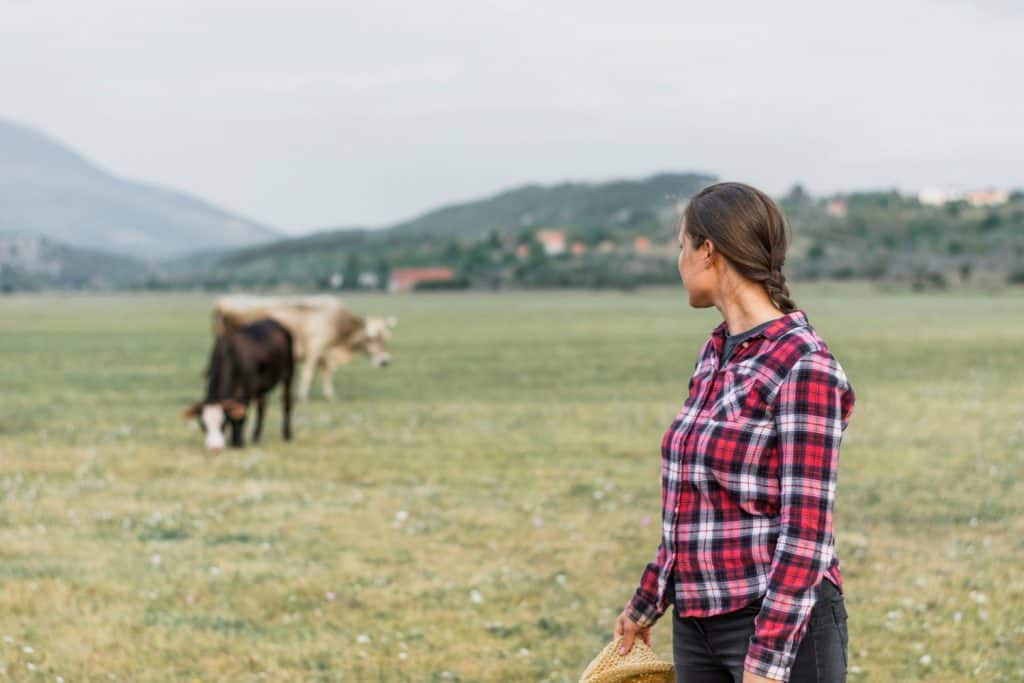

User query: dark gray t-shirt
[721,318,777,365]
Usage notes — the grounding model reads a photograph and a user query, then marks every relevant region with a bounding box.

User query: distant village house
[918,188,953,206]
[358,271,380,289]
[825,199,847,218]
[918,187,1009,207]
[967,190,1009,207]
[388,267,455,293]
[535,229,566,256]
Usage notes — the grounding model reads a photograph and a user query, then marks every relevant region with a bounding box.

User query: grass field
[1,283,1022,682]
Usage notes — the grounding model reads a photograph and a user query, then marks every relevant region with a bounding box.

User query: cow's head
[356,316,397,367]
[184,399,247,452]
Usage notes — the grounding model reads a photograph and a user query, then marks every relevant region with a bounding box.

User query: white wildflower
[470,589,483,604]
[356,634,371,644]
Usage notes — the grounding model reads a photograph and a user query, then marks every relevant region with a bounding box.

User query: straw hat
[579,636,674,683]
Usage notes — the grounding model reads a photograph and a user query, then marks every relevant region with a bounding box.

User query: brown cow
[185,318,294,451]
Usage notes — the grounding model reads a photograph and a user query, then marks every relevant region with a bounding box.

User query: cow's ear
[222,399,248,420]
[183,403,202,419]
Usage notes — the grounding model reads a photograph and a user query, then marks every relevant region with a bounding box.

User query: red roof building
[388,267,455,292]
[967,190,1009,207]
[825,199,848,217]
[536,229,567,255]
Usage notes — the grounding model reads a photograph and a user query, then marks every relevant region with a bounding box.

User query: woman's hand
[742,670,782,683]
[613,609,651,655]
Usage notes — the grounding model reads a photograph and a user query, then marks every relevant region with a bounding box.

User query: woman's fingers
[619,628,634,655]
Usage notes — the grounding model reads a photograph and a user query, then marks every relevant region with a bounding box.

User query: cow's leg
[252,395,266,443]
[230,417,246,448]
[319,353,336,401]
[282,375,293,441]
[297,357,316,402]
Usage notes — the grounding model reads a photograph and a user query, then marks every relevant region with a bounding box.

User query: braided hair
[683,182,796,313]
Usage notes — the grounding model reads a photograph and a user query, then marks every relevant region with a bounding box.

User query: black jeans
[668,578,848,682]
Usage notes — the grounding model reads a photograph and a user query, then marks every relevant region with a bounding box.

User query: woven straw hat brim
[586,664,674,683]
[579,636,674,683]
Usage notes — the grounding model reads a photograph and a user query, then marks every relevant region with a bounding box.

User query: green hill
[386,172,715,238]
[189,172,714,284]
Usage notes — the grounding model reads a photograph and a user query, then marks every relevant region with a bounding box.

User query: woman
[613,182,856,683]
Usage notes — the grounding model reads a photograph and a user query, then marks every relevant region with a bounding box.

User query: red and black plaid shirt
[626,309,855,681]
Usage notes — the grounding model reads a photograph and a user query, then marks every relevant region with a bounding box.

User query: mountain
[0,118,280,258]
[218,225,374,266]
[0,233,151,290]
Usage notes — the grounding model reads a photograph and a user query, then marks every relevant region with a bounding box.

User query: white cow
[212,295,396,401]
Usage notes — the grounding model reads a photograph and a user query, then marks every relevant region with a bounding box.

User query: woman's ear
[701,239,715,268]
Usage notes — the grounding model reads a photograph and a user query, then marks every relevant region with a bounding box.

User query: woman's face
[678,221,715,306]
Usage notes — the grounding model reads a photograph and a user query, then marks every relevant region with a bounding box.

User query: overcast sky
[2,0,1021,234]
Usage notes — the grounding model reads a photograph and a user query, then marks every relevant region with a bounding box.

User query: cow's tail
[212,305,227,337]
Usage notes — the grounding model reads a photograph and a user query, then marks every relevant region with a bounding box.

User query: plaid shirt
[626,309,855,681]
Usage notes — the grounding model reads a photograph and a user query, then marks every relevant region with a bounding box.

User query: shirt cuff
[744,640,794,681]
[625,593,661,629]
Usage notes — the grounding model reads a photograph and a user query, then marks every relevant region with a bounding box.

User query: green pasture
[0,283,1022,681]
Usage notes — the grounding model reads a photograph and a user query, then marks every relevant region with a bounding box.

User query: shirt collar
[711,309,809,345]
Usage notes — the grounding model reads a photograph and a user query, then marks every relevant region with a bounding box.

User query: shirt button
[741,341,749,348]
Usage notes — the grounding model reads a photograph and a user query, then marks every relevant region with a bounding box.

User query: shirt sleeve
[624,541,671,628]
[744,349,855,681]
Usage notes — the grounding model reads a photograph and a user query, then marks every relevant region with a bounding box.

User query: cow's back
[212,296,347,360]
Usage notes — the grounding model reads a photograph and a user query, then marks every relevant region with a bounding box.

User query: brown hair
[682,181,796,313]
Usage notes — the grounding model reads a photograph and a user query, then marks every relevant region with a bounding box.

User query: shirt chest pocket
[710,364,776,423]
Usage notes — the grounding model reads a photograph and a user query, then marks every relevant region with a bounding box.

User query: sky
[2,0,1021,234]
